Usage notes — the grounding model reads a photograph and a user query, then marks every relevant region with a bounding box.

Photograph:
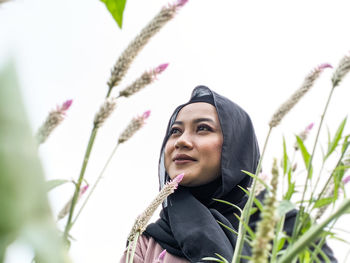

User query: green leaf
[313,197,334,209]
[241,170,271,192]
[202,257,225,263]
[341,134,350,154]
[277,200,295,217]
[282,136,289,175]
[284,181,295,201]
[101,0,127,28]
[213,198,242,214]
[0,59,70,262]
[324,117,347,160]
[46,179,70,192]
[233,213,255,239]
[238,185,263,212]
[296,135,313,178]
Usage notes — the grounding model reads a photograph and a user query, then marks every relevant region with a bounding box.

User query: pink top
[119,235,189,263]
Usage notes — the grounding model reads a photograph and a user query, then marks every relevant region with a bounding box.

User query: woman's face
[164,102,223,187]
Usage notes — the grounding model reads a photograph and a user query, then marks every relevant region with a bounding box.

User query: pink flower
[343,175,350,185]
[176,0,188,7]
[155,63,169,74]
[318,63,333,70]
[61,99,73,111]
[156,249,167,262]
[142,110,151,119]
[306,122,314,131]
[173,173,184,187]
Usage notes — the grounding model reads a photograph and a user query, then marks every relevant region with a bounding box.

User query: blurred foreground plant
[0,60,71,263]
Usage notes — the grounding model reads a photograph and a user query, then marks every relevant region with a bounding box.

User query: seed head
[332,53,350,88]
[119,63,169,98]
[127,173,184,242]
[269,64,332,128]
[118,110,151,144]
[107,0,187,90]
[93,98,117,128]
[36,99,73,144]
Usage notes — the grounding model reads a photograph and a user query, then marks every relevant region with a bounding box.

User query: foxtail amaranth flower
[93,98,117,128]
[127,173,184,242]
[118,110,151,144]
[251,159,279,263]
[57,184,89,220]
[107,0,188,90]
[119,63,169,98]
[155,249,167,263]
[36,99,73,144]
[269,64,332,128]
[332,52,350,88]
[294,122,314,150]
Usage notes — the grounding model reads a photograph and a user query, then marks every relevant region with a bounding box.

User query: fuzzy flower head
[251,159,279,263]
[118,110,151,144]
[119,63,169,98]
[107,0,187,90]
[269,64,332,128]
[57,184,89,220]
[127,173,184,242]
[93,98,117,128]
[332,52,350,88]
[36,99,73,144]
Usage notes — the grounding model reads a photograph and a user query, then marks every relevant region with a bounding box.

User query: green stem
[271,215,285,263]
[294,86,335,241]
[63,126,98,239]
[129,232,140,263]
[71,143,120,227]
[231,127,272,263]
[278,199,350,263]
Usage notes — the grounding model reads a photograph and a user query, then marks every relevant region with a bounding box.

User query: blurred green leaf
[277,200,295,217]
[341,134,350,154]
[46,179,70,192]
[100,0,127,28]
[0,59,70,263]
[285,182,295,201]
[296,135,313,178]
[324,117,347,161]
[313,197,334,209]
[282,136,289,175]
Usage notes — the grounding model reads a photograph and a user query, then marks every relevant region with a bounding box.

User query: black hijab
[144,86,260,262]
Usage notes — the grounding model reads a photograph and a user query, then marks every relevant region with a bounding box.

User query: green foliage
[100,0,127,28]
[0,60,70,263]
[324,117,347,161]
[46,179,70,192]
[296,135,313,178]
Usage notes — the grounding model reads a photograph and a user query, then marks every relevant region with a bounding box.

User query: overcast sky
[1,0,350,262]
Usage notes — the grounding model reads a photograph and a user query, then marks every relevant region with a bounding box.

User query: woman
[120,85,337,262]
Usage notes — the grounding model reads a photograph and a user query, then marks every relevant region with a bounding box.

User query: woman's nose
[174,133,193,149]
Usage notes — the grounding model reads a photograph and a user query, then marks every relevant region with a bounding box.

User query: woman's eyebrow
[173,118,215,126]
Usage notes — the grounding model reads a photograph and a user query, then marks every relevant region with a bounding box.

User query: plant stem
[71,143,120,227]
[278,198,350,263]
[63,126,98,239]
[293,86,336,241]
[271,215,285,263]
[129,232,140,263]
[231,127,272,263]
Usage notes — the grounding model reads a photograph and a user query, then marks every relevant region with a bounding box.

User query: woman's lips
[173,154,197,165]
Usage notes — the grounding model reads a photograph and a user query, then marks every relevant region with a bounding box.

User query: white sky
[1,0,350,262]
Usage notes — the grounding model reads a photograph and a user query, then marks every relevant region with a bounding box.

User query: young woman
[120,85,337,262]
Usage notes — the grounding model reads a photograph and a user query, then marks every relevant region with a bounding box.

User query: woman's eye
[170,127,181,135]
[197,124,212,132]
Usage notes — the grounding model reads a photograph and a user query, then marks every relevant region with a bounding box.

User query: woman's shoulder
[119,235,189,263]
